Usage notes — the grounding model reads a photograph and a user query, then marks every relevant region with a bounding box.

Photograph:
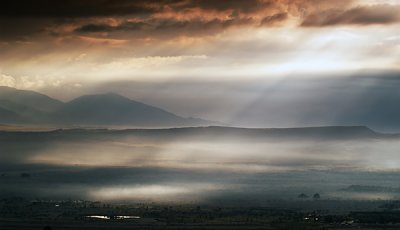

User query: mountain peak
[72,92,128,101]
[0,87,214,127]
[53,92,212,127]
[0,86,63,113]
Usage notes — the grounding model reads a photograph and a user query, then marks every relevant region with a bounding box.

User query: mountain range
[0,86,214,127]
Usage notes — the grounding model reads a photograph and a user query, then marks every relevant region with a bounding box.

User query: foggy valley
[2,0,400,228]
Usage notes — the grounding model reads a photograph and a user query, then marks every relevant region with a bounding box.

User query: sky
[0,0,400,129]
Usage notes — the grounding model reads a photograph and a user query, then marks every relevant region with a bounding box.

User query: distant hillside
[114,125,379,139]
[0,86,63,112]
[0,107,22,124]
[52,93,201,126]
[0,125,384,142]
[342,185,400,193]
[0,87,214,127]
[121,125,383,140]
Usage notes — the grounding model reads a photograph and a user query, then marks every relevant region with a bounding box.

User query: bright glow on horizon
[1,24,399,93]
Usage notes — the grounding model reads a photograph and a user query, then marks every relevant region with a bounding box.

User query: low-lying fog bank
[2,126,400,205]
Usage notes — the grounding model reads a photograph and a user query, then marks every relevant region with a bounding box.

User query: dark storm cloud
[74,17,255,39]
[6,0,398,41]
[0,0,270,18]
[174,0,268,13]
[0,0,362,41]
[0,18,52,41]
[0,0,158,18]
[260,13,288,25]
[74,23,115,33]
[301,5,400,26]
[0,0,157,41]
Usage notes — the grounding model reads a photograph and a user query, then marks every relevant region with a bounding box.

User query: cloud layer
[302,4,400,26]
[1,0,399,41]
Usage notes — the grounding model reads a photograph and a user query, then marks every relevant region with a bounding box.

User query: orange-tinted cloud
[302,4,400,26]
[0,0,399,42]
[260,13,288,26]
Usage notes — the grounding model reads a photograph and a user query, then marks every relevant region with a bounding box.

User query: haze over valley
[2,0,400,229]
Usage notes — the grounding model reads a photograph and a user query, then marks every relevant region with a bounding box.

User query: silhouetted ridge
[0,86,62,112]
[53,93,184,125]
[155,125,380,139]
[25,125,383,141]
[0,87,390,131]
[0,87,214,127]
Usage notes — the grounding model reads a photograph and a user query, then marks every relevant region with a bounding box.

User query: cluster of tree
[298,193,320,199]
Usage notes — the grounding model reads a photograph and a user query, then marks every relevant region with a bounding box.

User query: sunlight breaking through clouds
[89,183,226,201]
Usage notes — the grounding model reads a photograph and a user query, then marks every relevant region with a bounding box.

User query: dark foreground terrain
[3,198,400,229]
